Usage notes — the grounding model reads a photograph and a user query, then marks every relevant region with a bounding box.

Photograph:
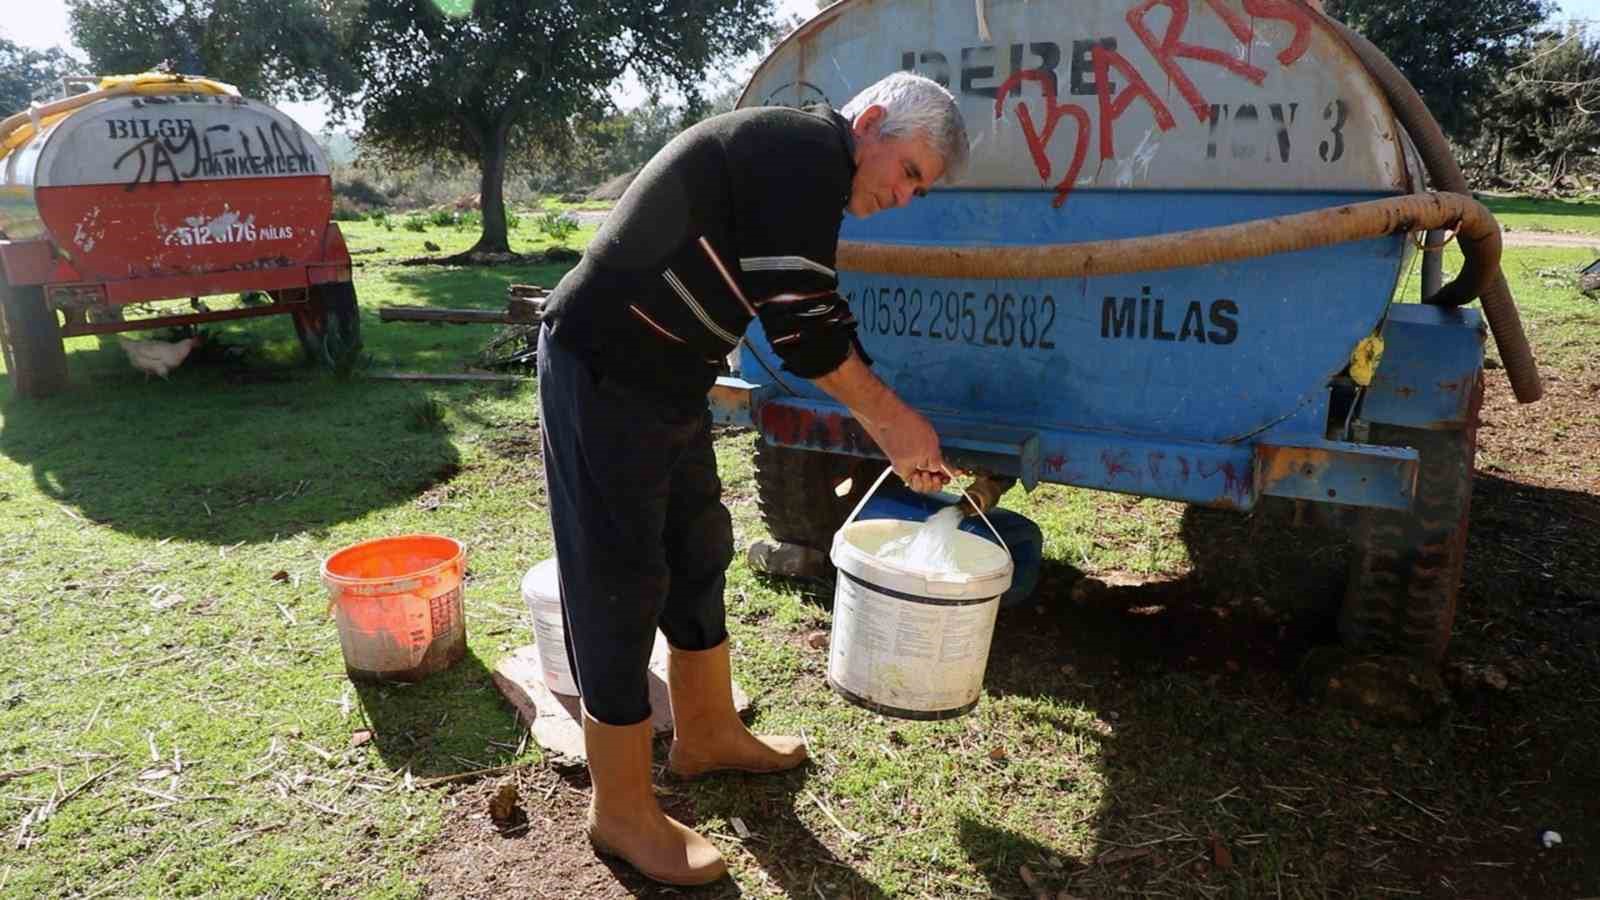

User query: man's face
[848,105,946,218]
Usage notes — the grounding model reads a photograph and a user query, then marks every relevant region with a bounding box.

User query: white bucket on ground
[828,468,1013,719]
[520,559,578,696]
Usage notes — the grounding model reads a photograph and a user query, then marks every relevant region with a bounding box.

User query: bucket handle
[842,464,1012,559]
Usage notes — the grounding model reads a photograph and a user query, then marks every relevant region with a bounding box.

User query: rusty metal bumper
[711,378,1419,511]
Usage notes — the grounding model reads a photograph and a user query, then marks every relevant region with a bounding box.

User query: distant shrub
[334,175,388,208]
[505,209,522,230]
[331,198,367,221]
[369,211,394,230]
[454,210,482,230]
[427,209,458,228]
[403,215,429,232]
[537,211,580,247]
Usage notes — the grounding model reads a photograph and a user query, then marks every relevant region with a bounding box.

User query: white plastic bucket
[827,468,1013,719]
[520,559,578,696]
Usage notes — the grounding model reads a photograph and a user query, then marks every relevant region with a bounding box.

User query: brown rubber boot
[583,711,726,886]
[666,639,809,778]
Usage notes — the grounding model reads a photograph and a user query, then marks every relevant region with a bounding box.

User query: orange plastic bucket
[322,534,467,682]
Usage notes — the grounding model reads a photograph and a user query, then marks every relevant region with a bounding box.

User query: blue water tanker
[712,0,1542,717]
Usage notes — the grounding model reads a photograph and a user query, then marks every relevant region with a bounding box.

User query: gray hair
[840,72,970,184]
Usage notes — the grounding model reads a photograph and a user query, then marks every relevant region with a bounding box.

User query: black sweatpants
[537,324,733,726]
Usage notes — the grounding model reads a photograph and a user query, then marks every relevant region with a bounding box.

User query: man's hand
[859,404,948,493]
[811,349,950,494]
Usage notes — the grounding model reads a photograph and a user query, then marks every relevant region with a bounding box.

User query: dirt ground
[413,361,1598,899]
[1500,229,1600,248]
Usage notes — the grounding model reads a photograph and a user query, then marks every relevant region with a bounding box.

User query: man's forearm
[810,347,949,492]
[809,347,906,427]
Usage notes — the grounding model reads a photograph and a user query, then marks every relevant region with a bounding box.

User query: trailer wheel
[294,281,362,367]
[1340,374,1482,662]
[754,438,887,552]
[0,281,69,398]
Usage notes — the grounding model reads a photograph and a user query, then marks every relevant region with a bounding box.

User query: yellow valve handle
[1349,333,1385,387]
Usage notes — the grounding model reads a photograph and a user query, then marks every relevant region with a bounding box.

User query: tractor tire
[294,281,362,367]
[0,281,69,398]
[1340,374,1482,662]
[754,438,888,551]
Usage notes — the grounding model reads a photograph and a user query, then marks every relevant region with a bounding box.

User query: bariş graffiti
[900,0,1320,207]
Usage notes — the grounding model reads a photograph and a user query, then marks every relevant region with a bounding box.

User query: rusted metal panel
[744,0,1410,196]
[1254,440,1418,510]
[58,298,306,337]
[99,264,311,305]
[35,176,331,282]
[755,395,1281,507]
[1359,303,1486,430]
[0,239,55,286]
[307,221,353,285]
[758,395,1044,487]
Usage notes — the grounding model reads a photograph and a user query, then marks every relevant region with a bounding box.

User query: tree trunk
[1494,132,1504,176]
[469,123,512,255]
[1549,150,1567,188]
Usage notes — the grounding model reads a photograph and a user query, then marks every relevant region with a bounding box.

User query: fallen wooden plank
[507,283,547,298]
[369,372,531,383]
[379,306,509,324]
[507,296,544,324]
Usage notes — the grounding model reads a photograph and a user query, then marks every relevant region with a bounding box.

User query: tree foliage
[66,0,355,102]
[0,39,87,113]
[547,101,687,192]
[1488,26,1600,180]
[1326,0,1554,142]
[336,0,776,256]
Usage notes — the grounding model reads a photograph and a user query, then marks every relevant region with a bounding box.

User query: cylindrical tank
[737,0,1426,447]
[0,92,332,280]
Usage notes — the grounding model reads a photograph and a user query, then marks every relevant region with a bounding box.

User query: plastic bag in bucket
[323,534,467,682]
[828,468,1013,719]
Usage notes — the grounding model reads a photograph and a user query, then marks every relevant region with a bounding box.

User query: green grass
[0,217,586,898]
[1395,241,1600,371]
[540,197,615,212]
[0,198,1595,898]
[1481,193,1600,235]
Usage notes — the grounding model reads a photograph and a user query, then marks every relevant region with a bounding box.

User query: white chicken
[119,335,202,379]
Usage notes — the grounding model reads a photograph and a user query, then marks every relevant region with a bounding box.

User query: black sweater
[542,104,865,415]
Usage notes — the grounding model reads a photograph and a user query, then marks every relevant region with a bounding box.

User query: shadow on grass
[516,737,878,899]
[0,354,462,546]
[971,470,1600,897]
[675,763,887,900]
[1482,194,1600,224]
[957,817,1090,898]
[984,496,1349,697]
[352,650,524,780]
[987,467,1600,692]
